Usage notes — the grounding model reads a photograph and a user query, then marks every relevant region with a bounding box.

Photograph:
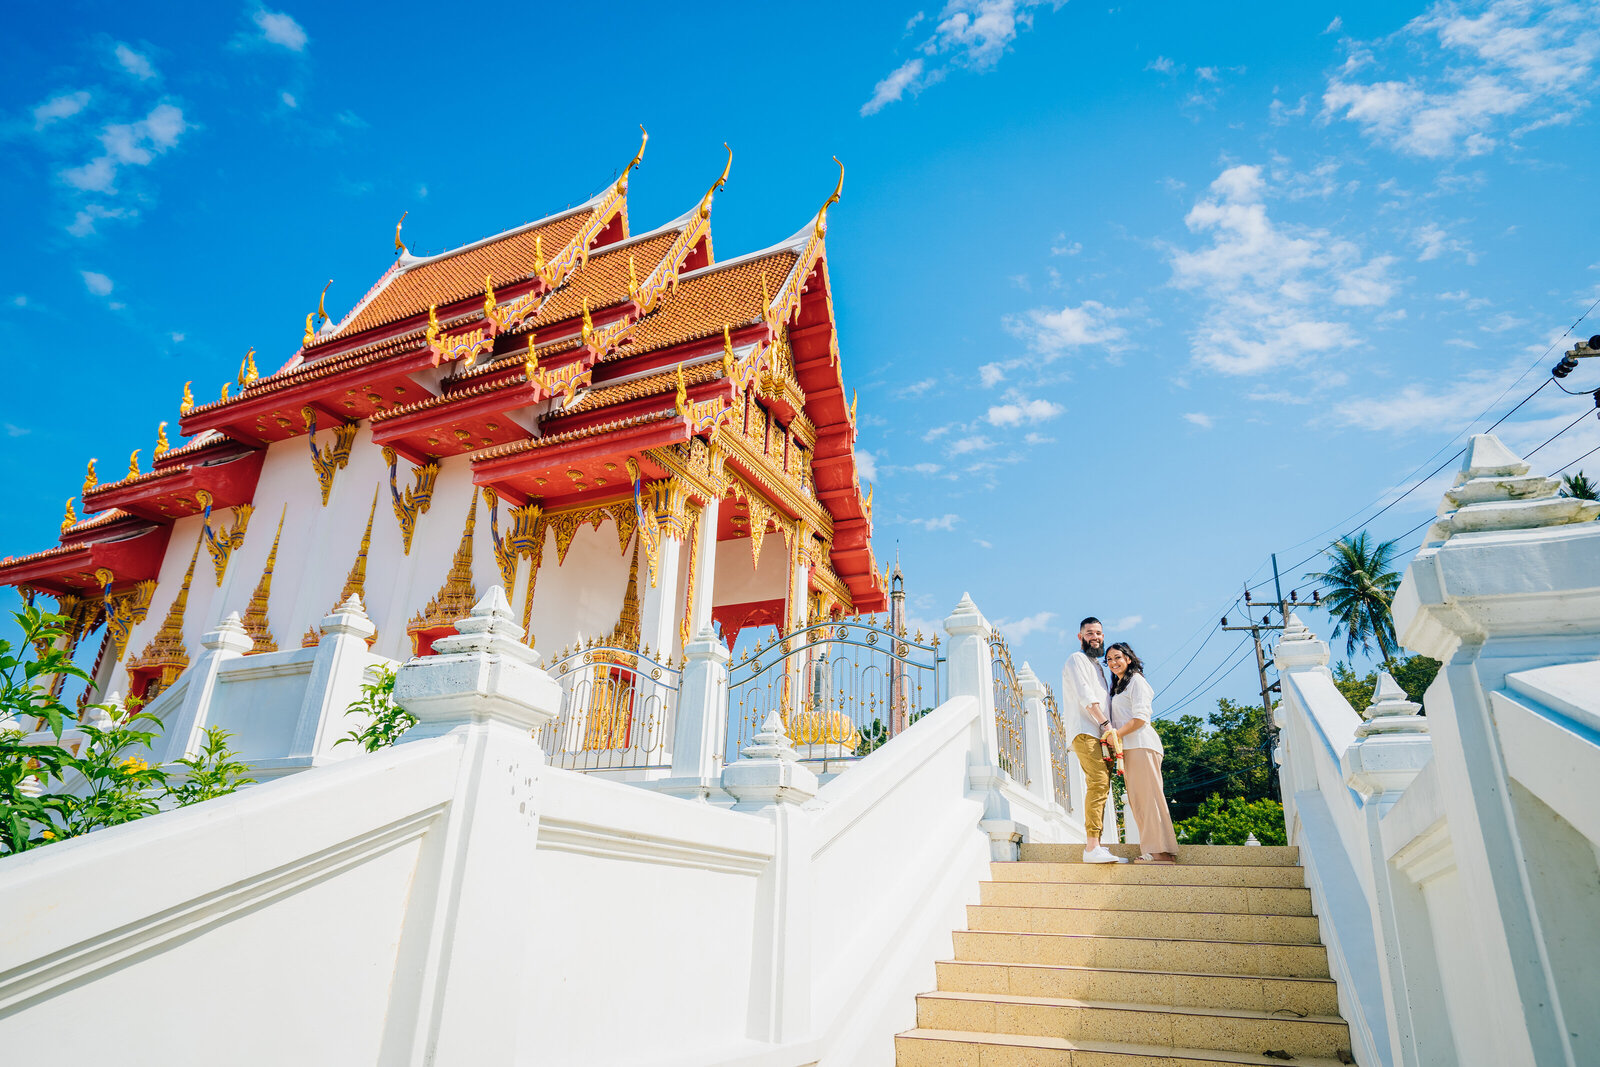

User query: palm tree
[1306,532,1403,662]
[1560,471,1598,502]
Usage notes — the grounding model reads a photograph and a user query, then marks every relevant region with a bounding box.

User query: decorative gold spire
[180,381,194,415]
[338,487,379,610]
[220,381,230,402]
[424,304,441,348]
[698,143,732,220]
[815,156,844,240]
[127,450,141,479]
[394,210,408,254]
[61,497,76,532]
[407,490,479,654]
[483,273,497,320]
[304,312,316,346]
[674,364,689,418]
[316,280,331,326]
[628,254,639,300]
[240,508,286,654]
[241,348,259,385]
[581,297,595,346]
[722,325,735,377]
[153,422,169,460]
[82,459,97,495]
[608,535,644,650]
[534,234,548,282]
[524,334,539,380]
[127,531,201,698]
[849,390,858,427]
[615,124,648,195]
[760,271,771,314]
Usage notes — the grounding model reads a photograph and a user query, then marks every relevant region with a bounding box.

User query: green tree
[169,725,255,806]
[1175,795,1287,846]
[1331,654,1441,717]
[1560,471,1597,501]
[337,666,415,752]
[1152,698,1272,822]
[2,606,93,854]
[1307,532,1403,661]
[56,711,169,837]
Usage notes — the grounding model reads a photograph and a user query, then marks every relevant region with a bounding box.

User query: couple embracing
[1061,617,1180,864]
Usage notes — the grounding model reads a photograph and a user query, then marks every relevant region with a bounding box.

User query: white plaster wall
[206,650,316,759]
[526,519,636,654]
[713,531,787,607]
[1419,867,1501,1063]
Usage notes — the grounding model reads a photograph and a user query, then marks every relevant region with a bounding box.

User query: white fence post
[721,713,816,1044]
[943,593,996,763]
[388,586,560,1065]
[659,626,732,801]
[1017,662,1057,808]
[156,612,253,763]
[287,594,383,760]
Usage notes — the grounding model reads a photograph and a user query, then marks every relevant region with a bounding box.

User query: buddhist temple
[0,133,884,708]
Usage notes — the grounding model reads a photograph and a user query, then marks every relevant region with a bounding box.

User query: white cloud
[281,91,298,108]
[1167,163,1386,374]
[66,204,132,237]
[1323,0,1600,159]
[1110,614,1143,631]
[908,513,962,531]
[114,43,156,80]
[4,424,30,438]
[974,538,993,549]
[997,610,1058,640]
[1023,431,1055,445]
[856,449,878,480]
[11,295,26,307]
[254,9,308,51]
[1005,300,1128,355]
[33,91,90,129]
[81,271,113,296]
[979,362,1007,388]
[947,434,993,455]
[862,0,1054,114]
[170,331,185,343]
[1412,222,1474,263]
[61,102,189,194]
[861,58,928,115]
[1182,412,1214,428]
[1050,240,1082,256]
[1146,56,1178,74]
[1325,16,1343,34]
[987,397,1063,426]
[899,377,938,397]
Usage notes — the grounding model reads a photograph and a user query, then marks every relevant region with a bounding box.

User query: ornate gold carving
[394,210,408,254]
[304,313,316,347]
[424,304,441,348]
[127,531,202,698]
[240,348,259,386]
[383,446,440,554]
[679,501,703,652]
[628,254,639,301]
[82,459,97,495]
[528,357,591,404]
[484,487,541,591]
[240,509,285,654]
[331,486,378,625]
[202,499,253,587]
[520,513,548,635]
[615,125,647,195]
[316,281,330,330]
[480,273,501,342]
[127,450,141,479]
[220,382,230,402]
[743,491,776,570]
[407,490,479,654]
[61,497,76,533]
[302,406,358,505]
[815,156,843,240]
[104,579,156,665]
[180,381,194,415]
[698,143,732,220]
[154,421,169,460]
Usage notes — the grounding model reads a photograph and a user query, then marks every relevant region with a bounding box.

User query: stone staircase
[896,843,1356,1066]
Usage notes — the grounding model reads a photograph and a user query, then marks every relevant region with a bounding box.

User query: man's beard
[1081,638,1103,657]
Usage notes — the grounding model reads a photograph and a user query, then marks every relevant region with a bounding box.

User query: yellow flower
[122,757,150,773]
[40,830,55,840]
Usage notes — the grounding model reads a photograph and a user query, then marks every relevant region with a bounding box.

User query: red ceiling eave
[82,449,266,522]
[0,523,171,595]
[469,414,689,504]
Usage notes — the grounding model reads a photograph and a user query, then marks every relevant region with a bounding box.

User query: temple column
[781,520,811,724]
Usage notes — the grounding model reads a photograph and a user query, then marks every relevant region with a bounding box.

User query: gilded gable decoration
[407,490,479,654]
[383,446,440,555]
[127,531,202,701]
[302,406,359,505]
[104,579,157,666]
[484,488,541,591]
[197,488,253,587]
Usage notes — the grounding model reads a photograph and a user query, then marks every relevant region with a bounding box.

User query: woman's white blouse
[1110,674,1163,754]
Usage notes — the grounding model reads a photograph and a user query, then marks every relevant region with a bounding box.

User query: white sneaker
[1082,846,1127,864]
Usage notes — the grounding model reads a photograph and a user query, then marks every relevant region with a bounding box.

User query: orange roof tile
[613,252,798,361]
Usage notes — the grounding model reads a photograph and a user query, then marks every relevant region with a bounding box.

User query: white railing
[1275,433,1600,1067]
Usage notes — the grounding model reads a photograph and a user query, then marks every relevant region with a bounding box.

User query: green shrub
[1175,794,1287,846]
[337,666,414,751]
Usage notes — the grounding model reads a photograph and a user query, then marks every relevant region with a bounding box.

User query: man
[1062,617,1126,863]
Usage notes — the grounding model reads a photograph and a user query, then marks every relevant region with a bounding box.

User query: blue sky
[4,0,1600,715]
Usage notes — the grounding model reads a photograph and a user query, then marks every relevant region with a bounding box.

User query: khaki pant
[1123,748,1179,856]
[1072,734,1112,839]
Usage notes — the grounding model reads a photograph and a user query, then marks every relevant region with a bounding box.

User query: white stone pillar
[1017,662,1057,808]
[288,594,382,760]
[658,627,732,801]
[387,586,559,1065]
[721,713,816,1044]
[688,496,720,639]
[637,535,683,663]
[943,593,996,764]
[155,612,253,764]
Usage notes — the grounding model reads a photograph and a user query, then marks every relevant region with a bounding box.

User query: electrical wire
[1550,442,1600,478]
[1155,638,1257,720]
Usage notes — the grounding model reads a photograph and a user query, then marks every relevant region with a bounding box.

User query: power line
[1551,442,1600,478]
[1156,638,1256,720]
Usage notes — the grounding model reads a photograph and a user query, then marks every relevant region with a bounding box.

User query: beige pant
[1072,735,1112,839]
[1123,747,1179,856]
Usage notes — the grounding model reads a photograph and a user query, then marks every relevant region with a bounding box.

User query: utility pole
[1220,554,1318,802]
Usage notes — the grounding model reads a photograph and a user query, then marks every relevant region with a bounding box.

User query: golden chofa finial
[815,156,844,240]
[127,450,141,479]
[615,124,648,195]
[581,297,595,346]
[61,497,77,532]
[523,334,539,380]
[82,458,97,494]
[180,380,194,415]
[483,273,497,319]
[849,390,858,426]
[628,254,639,300]
[697,143,732,220]
[303,312,316,347]
[674,363,689,417]
[220,381,230,402]
[237,348,258,386]
[424,304,441,348]
[316,280,331,326]
[394,210,408,255]
[722,325,735,377]
[154,422,169,460]
[533,234,548,281]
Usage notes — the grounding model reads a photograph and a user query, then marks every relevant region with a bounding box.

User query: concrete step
[967,904,1323,945]
[952,930,1332,979]
[934,960,1341,1016]
[916,990,1352,1058]
[992,861,1306,889]
[896,1028,1350,1067]
[1020,844,1299,867]
[979,880,1314,917]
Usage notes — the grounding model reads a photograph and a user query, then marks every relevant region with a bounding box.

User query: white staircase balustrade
[1276,433,1600,1067]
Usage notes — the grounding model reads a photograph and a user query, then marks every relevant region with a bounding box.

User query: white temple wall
[712,531,787,608]
[525,519,642,653]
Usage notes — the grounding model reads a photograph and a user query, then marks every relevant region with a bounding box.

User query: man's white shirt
[1062,651,1112,741]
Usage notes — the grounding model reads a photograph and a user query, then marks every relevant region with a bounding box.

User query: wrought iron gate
[536,642,682,771]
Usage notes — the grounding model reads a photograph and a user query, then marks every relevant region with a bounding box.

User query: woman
[1105,642,1180,864]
